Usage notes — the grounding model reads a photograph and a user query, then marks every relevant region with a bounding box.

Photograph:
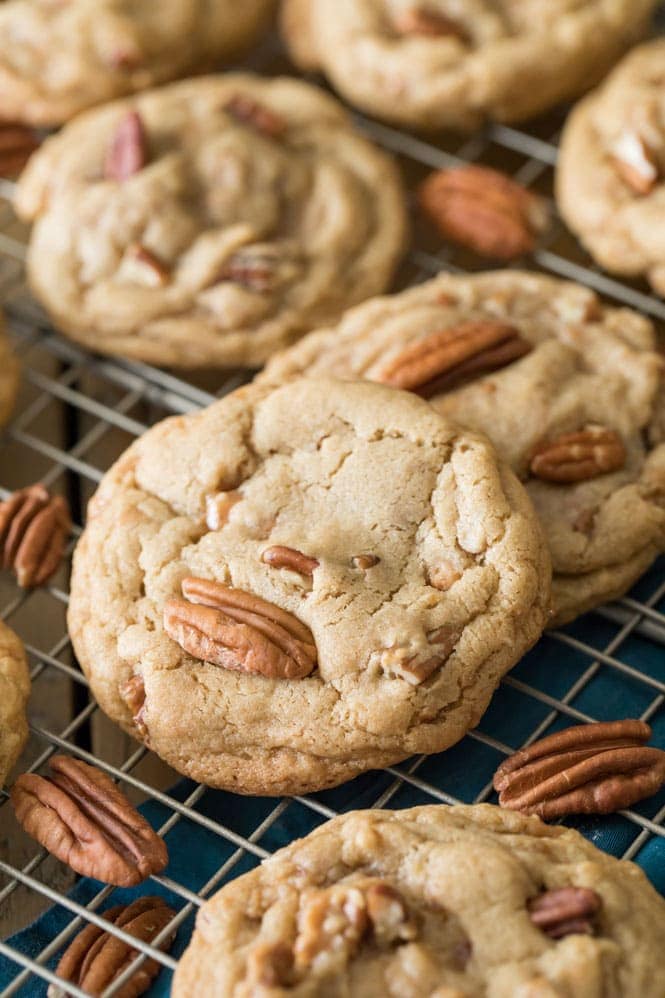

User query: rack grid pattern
[1,21,665,998]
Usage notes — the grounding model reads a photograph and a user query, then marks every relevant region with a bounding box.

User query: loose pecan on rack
[164,577,317,679]
[224,94,286,138]
[0,484,71,588]
[528,887,601,939]
[611,130,660,195]
[530,426,626,483]
[393,6,469,41]
[0,122,40,177]
[11,755,168,885]
[376,321,531,397]
[418,165,548,260]
[493,720,665,819]
[104,110,149,181]
[48,897,176,998]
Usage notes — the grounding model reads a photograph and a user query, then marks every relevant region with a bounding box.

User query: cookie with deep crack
[261,272,665,626]
[557,39,665,297]
[68,378,550,795]
[0,0,275,126]
[0,310,19,431]
[14,75,408,369]
[172,803,665,997]
[281,0,658,131]
[0,620,30,785]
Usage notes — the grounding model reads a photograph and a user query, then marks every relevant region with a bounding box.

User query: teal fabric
[1,556,664,995]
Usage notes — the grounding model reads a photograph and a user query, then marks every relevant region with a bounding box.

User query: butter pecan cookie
[0,0,274,126]
[558,39,665,296]
[0,311,19,431]
[261,272,665,626]
[173,803,665,997]
[0,621,30,785]
[281,0,658,131]
[68,378,549,795]
[15,75,407,369]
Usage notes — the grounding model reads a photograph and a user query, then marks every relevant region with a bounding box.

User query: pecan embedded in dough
[164,577,317,679]
[393,7,469,42]
[104,111,148,181]
[528,887,601,939]
[530,426,626,483]
[261,545,319,576]
[224,94,286,138]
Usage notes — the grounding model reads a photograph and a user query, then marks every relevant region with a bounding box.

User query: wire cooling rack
[1,17,665,998]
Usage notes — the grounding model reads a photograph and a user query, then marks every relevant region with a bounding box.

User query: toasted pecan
[0,484,71,588]
[493,720,665,819]
[530,426,626,483]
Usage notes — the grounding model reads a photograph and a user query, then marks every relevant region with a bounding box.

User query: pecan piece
[530,426,626,483]
[120,675,148,738]
[528,887,601,939]
[611,130,660,195]
[0,484,71,588]
[352,554,380,570]
[0,122,40,177]
[393,6,469,41]
[122,244,171,287]
[225,94,286,138]
[262,545,319,577]
[376,321,531,397]
[418,166,548,260]
[104,111,148,181]
[205,491,241,530]
[49,897,176,998]
[11,756,168,885]
[164,577,317,679]
[294,885,369,973]
[493,720,665,819]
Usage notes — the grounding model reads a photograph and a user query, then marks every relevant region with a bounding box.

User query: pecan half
[49,897,176,998]
[163,577,317,679]
[0,484,71,588]
[493,720,665,819]
[376,321,531,397]
[120,675,148,738]
[393,6,469,41]
[11,756,168,885]
[0,122,40,177]
[530,426,626,483]
[225,94,286,138]
[418,166,548,260]
[104,111,148,181]
[528,887,601,939]
[262,545,319,577]
[611,130,660,195]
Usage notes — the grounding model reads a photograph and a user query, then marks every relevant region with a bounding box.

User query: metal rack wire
[1,18,664,998]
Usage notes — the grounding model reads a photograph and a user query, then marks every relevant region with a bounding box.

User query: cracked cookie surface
[68,378,549,795]
[0,311,19,431]
[261,272,665,626]
[173,803,665,997]
[15,74,407,370]
[281,0,657,131]
[0,0,274,126]
[0,621,30,786]
[557,39,665,297]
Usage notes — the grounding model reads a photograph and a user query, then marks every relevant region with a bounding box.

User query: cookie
[67,378,549,796]
[557,39,665,297]
[0,310,19,431]
[14,75,408,369]
[261,271,665,626]
[0,620,30,785]
[281,0,658,131]
[0,0,274,126]
[172,803,665,997]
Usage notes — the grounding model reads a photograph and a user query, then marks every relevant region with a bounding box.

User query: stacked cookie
[1,3,664,996]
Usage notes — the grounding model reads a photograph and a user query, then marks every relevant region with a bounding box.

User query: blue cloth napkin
[2,557,664,995]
